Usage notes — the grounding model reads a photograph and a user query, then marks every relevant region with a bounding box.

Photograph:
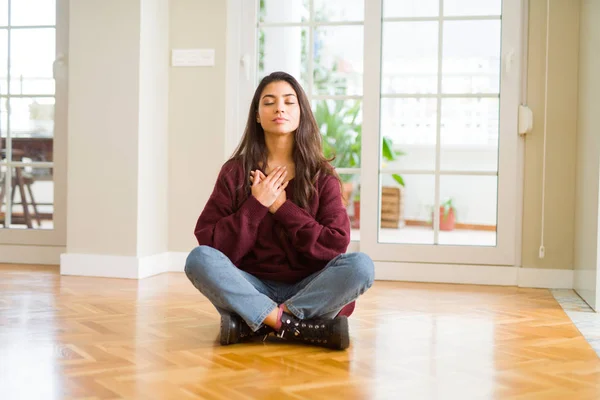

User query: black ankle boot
[220,312,273,345]
[277,312,350,350]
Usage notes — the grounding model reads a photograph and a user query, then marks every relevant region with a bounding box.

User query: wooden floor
[1,264,600,400]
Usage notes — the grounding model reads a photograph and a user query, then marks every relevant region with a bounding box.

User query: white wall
[521,0,579,270]
[574,0,600,310]
[63,0,170,277]
[168,0,227,252]
[67,0,141,256]
[137,0,169,257]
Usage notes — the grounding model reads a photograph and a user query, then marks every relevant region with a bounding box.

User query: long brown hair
[230,71,341,210]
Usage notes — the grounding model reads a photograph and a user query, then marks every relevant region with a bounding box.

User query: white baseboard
[517,267,574,289]
[60,252,172,279]
[0,244,65,265]
[375,261,573,289]
[139,252,172,278]
[375,261,517,286]
[55,250,575,288]
[169,251,188,272]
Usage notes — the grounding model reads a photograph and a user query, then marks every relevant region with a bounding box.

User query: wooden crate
[380,186,403,228]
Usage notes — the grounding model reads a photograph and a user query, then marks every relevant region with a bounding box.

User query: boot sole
[220,313,239,345]
[331,316,350,350]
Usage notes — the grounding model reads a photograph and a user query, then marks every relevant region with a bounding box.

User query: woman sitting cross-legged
[184,71,374,350]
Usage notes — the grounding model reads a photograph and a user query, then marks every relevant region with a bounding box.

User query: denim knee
[184,245,213,281]
[341,252,375,289]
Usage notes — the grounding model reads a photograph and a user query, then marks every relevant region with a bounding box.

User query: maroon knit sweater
[195,158,351,280]
[194,159,355,316]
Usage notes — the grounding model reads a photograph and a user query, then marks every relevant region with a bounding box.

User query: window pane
[440,98,498,171]
[438,175,497,246]
[338,173,361,240]
[315,99,362,168]
[314,0,364,22]
[444,0,502,16]
[442,21,501,94]
[383,0,438,18]
[9,97,54,141]
[0,98,6,138]
[259,0,308,23]
[0,0,6,26]
[378,173,434,244]
[10,28,55,95]
[0,166,53,230]
[0,0,8,26]
[258,26,308,89]
[0,29,6,94]
[10,0,56,26]
[380,98,436,171]
[313,26,363,96]
[381,22,438,94]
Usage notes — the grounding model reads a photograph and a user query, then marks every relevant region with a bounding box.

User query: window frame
[0,0,67,246]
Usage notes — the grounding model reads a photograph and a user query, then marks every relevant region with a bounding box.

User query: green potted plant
[432,198,456,231]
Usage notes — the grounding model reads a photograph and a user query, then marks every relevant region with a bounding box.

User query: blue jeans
[184,245,375,332]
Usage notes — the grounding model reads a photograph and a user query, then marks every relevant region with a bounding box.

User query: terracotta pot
[342,182,353,205]
[352,200,360,229]
[438,206,455,231]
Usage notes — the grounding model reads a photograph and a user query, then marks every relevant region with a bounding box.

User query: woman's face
[256,81,301,136]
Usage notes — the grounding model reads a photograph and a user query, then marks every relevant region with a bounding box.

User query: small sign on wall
[171,49,215,67]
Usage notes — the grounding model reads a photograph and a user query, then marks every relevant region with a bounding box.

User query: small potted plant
[351,192,360,229]
[436,198,456,231]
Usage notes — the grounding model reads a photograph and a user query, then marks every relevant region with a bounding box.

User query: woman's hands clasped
[250,166,288,213]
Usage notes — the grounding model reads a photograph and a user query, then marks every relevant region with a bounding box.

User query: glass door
[239,0,522,265]
[0,0,67,246]
[361,0,522,265]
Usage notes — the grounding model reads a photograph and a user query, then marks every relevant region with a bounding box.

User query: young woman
[184,71,374,350]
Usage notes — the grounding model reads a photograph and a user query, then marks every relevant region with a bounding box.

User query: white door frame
[360,0,524,266]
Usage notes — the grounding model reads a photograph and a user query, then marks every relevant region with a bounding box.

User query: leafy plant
[382,136,406,187]
[440,198,456,221]
[315,99,405,187]
[315,100,361,183]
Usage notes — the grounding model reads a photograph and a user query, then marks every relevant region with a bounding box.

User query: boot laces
[282,321,330,344]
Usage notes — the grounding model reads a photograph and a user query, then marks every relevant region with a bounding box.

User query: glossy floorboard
[1,264,599,399]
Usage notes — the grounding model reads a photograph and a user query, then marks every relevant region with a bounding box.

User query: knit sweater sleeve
[193,162,269,264]
[272,175,351,260]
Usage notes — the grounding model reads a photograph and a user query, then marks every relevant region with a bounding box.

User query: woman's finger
[266,166,286,185]
[252,170,260,186]
[276,180,289,194]
[274,170,287,188]
[263,166,281,183]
